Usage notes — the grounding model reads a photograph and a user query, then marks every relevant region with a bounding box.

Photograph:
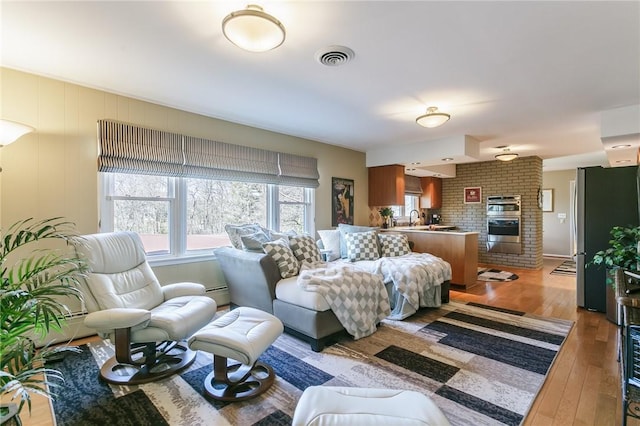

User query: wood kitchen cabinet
[420,177,442,208]
[368,165,405,206]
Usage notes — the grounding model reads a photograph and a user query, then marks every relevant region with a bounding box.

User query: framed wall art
[464,187,482,204]
[332,177,354,226]
[542,188,554,212]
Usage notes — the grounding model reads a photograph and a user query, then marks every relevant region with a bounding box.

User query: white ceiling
[2,1,639,175]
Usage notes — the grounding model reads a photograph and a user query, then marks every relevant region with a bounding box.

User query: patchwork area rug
[550,259,576,276]
[478,268,519,282]
[50,301,572,426]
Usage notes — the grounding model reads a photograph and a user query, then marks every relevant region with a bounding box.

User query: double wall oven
[486,195,522,254]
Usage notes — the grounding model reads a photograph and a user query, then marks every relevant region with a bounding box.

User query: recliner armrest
[162,282,206,300]
[85,308,151,331]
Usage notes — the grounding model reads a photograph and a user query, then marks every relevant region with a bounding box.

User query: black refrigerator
[576,165,639,313]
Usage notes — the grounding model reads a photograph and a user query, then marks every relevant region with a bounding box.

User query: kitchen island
[383,227,479,288]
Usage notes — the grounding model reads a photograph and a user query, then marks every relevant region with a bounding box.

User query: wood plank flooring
[11,257,633,425]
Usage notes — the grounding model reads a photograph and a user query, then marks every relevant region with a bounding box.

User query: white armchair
[73,231,217,385]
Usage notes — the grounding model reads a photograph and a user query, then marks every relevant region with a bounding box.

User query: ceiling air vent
[315,46,355,66]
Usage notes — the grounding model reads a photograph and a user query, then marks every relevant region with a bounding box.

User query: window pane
[405,195,418,212]
[185,179,266,250]
[113,199,169,254]
[279,185,304,202]
[280,203,305,234]
[112,173,169,197]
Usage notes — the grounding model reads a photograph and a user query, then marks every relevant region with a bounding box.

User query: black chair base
[203,355,275,402]
[100,345,196,385]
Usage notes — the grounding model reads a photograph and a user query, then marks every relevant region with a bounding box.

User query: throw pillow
[225,223,264,249]
[240,230,270,252]
[345,230,380,262]
[338,224,378,258]
[262,238,300,278]
[317,229,341,261]
[289,235,323,264]
[378,233,411,257]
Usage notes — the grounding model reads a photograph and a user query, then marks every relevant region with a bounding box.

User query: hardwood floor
[13,257,633,425]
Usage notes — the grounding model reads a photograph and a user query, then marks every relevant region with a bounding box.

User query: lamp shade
[416,107,450,128]
[0,119,35,147]
[222,5,285,52]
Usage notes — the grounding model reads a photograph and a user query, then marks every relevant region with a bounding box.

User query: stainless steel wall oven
[486,195,522,254]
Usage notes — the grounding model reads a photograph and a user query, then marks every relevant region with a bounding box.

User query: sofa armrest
[214,246,280,314]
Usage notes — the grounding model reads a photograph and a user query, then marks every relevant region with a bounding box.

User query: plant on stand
[590,225,640,285]
[590,225,640,324]
[0,218,87,425]
[378,207,394,229]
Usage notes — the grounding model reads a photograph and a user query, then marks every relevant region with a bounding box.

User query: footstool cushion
[188,307,283,401]
[188,307,283,364]
[292,386,451,426]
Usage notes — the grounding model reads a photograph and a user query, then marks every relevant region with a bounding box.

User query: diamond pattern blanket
[297,262,391,339]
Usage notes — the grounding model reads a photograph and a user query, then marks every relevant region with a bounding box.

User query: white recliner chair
[73,231,217,385]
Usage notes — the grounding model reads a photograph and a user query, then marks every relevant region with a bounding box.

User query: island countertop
[389,226,479,236]
[381,227,479,288]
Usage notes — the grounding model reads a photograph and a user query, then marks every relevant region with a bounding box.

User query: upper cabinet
[368,165,405,206]
[420,177,442,208]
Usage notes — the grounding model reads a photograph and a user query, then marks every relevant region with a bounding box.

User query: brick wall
[442,156,543,269]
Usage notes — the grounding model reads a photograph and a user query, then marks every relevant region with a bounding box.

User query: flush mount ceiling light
[0,119,35,147]
[416,106,450,128]
[222,4,285,52]
[495,147,519,162]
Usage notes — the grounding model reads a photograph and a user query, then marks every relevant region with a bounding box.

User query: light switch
[557,213,566,219]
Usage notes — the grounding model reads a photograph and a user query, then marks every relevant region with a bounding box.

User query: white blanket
[297,262,391,340]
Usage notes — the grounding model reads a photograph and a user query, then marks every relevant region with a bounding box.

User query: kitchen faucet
[409,209,420,226]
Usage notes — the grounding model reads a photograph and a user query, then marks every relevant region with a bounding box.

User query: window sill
[148,251,217,267]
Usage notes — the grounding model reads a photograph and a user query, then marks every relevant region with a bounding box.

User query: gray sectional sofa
[215,246,450,352]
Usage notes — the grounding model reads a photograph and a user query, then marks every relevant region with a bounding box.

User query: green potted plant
[378,207,394,229]
[590,225,640,285]
[589,225,640,324]
[0,217,88,424]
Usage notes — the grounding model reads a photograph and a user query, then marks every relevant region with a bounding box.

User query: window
[101,173,314,262]
[390,195,420,219]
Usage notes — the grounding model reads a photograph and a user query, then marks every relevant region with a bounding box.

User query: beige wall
[0,67,368,233]
[542,169,576,257]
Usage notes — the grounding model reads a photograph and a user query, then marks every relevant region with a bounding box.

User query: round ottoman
[188,307,283,401]
[292,386,451,426]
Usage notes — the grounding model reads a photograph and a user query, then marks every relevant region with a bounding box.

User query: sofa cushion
[338,224,378,259]
[290,235,323,264]
[317,229,341,261]
[262,238,300,278]
[275,276,331,312]
[240,230,271,252]
[345,230,380,262]
[378,233,411,257]
[225,223,265,249]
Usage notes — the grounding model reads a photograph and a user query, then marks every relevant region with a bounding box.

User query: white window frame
[99,173,315,266]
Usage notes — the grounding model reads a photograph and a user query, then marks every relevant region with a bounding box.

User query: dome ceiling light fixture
[0,119,35,147]
[495,147,519,162]
[222,4,285,52]
[416,106,450,128]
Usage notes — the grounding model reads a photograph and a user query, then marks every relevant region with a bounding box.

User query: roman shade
[97,120,319,188]
[404,175,422,195]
